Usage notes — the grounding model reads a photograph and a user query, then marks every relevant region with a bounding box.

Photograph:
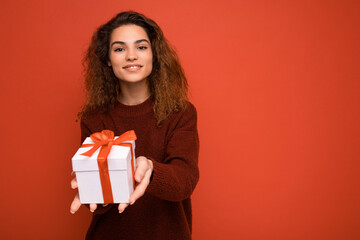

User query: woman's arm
[146,103,200,201]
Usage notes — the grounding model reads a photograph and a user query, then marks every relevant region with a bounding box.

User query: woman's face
[108,24,153,84]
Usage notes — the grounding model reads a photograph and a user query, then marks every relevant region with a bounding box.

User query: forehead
[110,24,149,43]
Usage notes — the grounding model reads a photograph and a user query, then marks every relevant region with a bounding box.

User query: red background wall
[0,0,359,239]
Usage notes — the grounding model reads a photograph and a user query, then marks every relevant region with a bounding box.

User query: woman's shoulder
[185,101,197,113]
[172,100,197,118]
[80,110,106,133]
[166,101,198,130]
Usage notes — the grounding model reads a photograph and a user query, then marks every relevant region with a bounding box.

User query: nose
[126,48,137,61]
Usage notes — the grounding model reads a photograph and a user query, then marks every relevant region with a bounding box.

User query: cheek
[146,53,153,70]
[146,61,153,74]
[109,57,123,74]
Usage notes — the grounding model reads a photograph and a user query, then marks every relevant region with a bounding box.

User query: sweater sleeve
[146,103,200,201]
[79,115,113,215]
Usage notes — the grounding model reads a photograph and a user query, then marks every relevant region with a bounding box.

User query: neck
[118,80,150,105]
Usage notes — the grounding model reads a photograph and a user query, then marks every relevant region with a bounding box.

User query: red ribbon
[80,130,137,203]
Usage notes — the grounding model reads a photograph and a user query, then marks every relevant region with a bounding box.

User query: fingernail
[130,200,135,205]
[90,209,94,213]
[70,210,75,214]
[119,209,123,213]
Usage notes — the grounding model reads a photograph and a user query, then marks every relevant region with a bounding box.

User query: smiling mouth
[123,65,142,69]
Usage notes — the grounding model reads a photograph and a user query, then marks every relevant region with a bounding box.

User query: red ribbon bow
[80,130,137,203]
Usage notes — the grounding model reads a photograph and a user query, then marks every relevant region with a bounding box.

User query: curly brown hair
[78,11,189,125]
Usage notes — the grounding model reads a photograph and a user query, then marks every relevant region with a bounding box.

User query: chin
[119,76,148,83]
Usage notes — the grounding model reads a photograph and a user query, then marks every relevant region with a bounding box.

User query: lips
[123,64,143,71]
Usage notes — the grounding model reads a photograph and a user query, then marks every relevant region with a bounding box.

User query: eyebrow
[111,39,150,47]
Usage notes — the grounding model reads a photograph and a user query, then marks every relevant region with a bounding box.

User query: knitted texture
[80,97,199,240]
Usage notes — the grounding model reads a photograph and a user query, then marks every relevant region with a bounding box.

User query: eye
[114,47,124,52]
[138,46,148,50]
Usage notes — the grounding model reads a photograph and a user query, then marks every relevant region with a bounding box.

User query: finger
[129,169,152,205]
[89,203,97,213]
[134,157,149,183]
[70,193,81,214]
[118,203,129,213]
[71,177,78,189]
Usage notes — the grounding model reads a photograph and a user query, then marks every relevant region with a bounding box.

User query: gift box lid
[72,137,135,172]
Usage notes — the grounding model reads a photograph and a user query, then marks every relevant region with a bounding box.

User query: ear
[107,60,112,67]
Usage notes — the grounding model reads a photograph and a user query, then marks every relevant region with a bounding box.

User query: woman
[70,11,199,240]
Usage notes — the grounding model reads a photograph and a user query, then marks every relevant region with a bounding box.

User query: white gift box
[72,136,136,204]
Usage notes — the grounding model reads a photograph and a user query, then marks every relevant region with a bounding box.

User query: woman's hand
[70,177,80,214]
[118,156,153,213]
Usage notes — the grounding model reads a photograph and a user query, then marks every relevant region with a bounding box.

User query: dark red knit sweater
[80,97,199,240]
